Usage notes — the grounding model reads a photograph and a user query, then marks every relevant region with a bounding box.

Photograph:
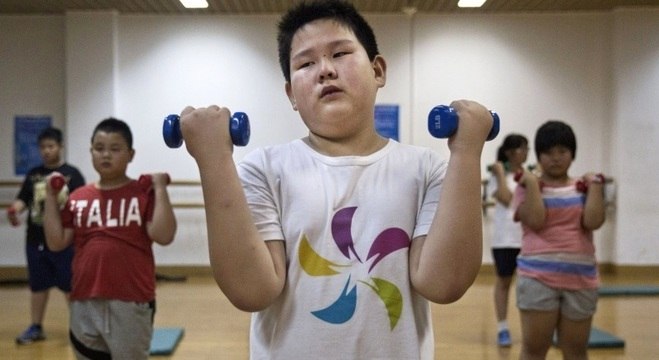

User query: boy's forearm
[148,187,177,245]
[415,152,482,303]
[197,156,284,311]
[43,195,68,251]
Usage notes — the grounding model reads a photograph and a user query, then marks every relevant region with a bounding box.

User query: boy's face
[90,131,134,180]
[285,19,386,140]
[538,145,573,179]
[39,139,62,168]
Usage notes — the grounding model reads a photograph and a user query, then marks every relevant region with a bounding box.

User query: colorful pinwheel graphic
[298,206,410,330]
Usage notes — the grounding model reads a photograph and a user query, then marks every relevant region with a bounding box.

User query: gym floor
[1,270,657,359]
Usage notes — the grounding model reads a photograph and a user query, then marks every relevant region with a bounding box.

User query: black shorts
[492,248,520,277]
[26,241,73,292]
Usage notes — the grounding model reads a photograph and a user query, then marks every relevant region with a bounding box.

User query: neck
[44,160,64,169]
[96,175,131,190]
[304,132,388,157]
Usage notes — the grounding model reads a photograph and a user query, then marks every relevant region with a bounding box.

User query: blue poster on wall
[14,115,52,176]
[374,104,399,141]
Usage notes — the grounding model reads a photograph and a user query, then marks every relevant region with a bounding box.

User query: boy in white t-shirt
[175,1,495,358]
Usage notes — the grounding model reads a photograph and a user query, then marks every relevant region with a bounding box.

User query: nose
[318,56,336,81]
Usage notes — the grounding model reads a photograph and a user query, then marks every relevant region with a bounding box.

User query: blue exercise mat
[598,285,659,296]
[150,327,185,355]
[587,327,625,348]
[553,327,624,348]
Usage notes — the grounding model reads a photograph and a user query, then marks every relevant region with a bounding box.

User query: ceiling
[1,0,659,15]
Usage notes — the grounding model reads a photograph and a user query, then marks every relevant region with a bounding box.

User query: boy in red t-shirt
[43,118,177,359]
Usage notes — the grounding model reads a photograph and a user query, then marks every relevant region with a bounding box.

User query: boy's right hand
[7,206,20,226]
[179,105,235,161]
[45,172,65,195]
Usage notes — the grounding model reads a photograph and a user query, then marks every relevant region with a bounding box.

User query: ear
[372,55,387,88]
[128,149,135,163]
[285,82,298,111]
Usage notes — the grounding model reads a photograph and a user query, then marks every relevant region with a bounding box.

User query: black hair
[277,0,380,83]
[91,117,133,149]
[38,127,63,145]
[496,133,528,163]
[534,120,576,159]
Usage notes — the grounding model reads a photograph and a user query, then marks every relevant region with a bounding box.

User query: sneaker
[15,324,45,345]
[497,329,512,347]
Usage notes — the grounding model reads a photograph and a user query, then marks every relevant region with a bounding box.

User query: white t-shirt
[486,173,522,248]
[238,139,446,360]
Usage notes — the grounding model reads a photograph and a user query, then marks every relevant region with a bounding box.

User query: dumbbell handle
[427,105,499,141]
[163,112,250,148]
[49,174,66,192]
[138,174,171,192]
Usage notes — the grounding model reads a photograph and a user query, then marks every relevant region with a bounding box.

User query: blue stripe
[517,257,597,277]
[544,196,584,208]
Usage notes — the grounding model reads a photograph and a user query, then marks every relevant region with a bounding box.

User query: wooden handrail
[0,178,615,211]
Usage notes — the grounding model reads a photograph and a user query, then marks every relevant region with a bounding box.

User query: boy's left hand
[447,100,493,154]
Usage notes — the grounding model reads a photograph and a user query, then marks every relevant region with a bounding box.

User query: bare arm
[491,162,513,206]
[581,173,606,230]
[409,100,490,304]
[515,171,545,231]
[43,173,74,251]
[180,106,286,311]
[7,199,26,226]
[146,173,177,245]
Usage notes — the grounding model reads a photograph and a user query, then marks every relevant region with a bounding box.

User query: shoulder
[60,163,83,173]
[26,165,46,176]
[240,140,308,169]
[69,183,95,197]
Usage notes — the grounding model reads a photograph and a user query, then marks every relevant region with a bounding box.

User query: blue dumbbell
[427,105,500,141]
[163,112,250,148]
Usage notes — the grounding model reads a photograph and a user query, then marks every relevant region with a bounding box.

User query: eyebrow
[291,39,356,62]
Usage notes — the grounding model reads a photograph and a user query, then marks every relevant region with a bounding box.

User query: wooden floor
[1,271,657,359]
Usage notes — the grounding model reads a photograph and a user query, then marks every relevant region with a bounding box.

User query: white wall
[1,9,657,267]
[611,9,659,265]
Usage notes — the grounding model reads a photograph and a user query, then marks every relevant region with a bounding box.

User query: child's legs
[517,275,560,359]
[30,290,50,325]
[46,245,74,293]
[104,299,154,359]
[26,242,56,324]
[556,288,598,360]
[492,248,519,322]
[70,299,154,360]
[519,309,559,359]
[69,300,112,359]
[556,316,592,360]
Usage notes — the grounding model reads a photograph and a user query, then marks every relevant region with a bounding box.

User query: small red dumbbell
[514,170,544,190]
[49,173,66,192]
[138,173,171,192]
[576,173,605,193]
[7,206,20,227]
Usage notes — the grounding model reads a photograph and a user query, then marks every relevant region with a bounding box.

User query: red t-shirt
[62,181,156,302]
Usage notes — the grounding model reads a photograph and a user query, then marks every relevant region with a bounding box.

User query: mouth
[320,86,341,98]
